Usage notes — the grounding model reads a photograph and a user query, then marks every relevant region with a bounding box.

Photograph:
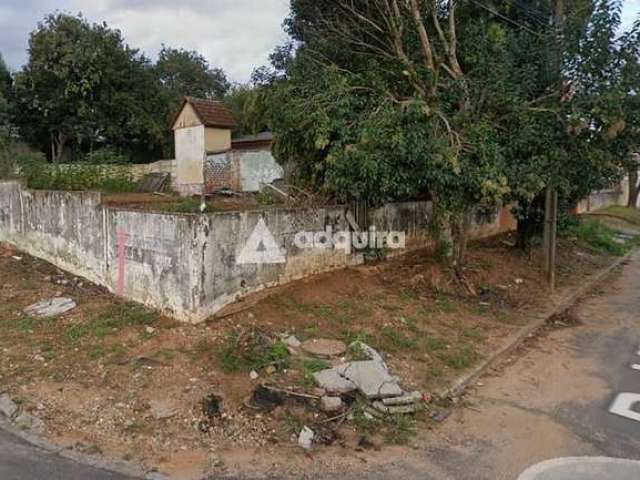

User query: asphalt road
[0,428,134,480]
[3,252,640,480]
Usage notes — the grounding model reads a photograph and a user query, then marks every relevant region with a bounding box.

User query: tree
[225,84,270,136]
[270,1,528,272]
[0,53,12,132]
[156,46,230,111]
[12,13,165,162]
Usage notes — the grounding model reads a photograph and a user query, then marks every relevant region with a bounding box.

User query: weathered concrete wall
[576,179,629,213]
[0,182,516,323]
[175,125,205,194]
[235,150,284,192]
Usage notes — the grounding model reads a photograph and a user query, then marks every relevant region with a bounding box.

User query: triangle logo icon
[237,218,286,265]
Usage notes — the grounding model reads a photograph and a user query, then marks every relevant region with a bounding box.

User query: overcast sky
[0,0,639,82]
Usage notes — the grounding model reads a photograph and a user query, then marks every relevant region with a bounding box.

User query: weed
[88,344,107,360]
[217,330,290,373]
[65,324,89,343]
[297,358,330,387]
[462,328,483,342]
[437,345,477,370]
[424,335,447,352]
[569,220,629,256]
[18,317,35,334]
[383,415,416,445]
[351,402,380,435]
[377,326,418,352]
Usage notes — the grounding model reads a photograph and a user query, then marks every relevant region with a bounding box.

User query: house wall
[173,102,202,129]
[0,181,516,323]
[174,125,205,194]
[235,150,284,192]
[205,128,232,153]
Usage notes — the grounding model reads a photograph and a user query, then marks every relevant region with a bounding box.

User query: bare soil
[101,192,280,213]
[0,234,616,479]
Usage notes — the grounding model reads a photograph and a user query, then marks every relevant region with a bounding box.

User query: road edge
[438,249,637,400]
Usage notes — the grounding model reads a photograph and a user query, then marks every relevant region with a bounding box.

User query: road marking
[518,457,640,480]
[609,393,640,422]
[630,364,640,371]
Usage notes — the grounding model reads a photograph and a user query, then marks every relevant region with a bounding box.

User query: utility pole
[543,0,564,291]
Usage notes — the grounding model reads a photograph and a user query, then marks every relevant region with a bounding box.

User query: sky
[0,0,291,82]
[0,0,639,83]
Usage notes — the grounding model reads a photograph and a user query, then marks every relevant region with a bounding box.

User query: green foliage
[83,148,130,165]
[19,156,137,192]
[225,84,270,136]
[568,219,628,256]
[217,331,290,373]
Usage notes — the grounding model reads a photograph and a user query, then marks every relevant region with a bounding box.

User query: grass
[297,358,330,387]
[217,331,290,373]
[570,219,631,256]
[597,206,640,226]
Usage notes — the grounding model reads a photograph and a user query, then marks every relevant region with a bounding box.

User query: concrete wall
[0,181,516,323]
[576,178,629,213]
[174,125,205,194]
[235,150,284,192]
[128,160,176,184]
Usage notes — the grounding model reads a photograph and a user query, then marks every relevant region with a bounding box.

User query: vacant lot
[0,225,629,479]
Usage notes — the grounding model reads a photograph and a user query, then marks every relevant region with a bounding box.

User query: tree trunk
[628,168,639,208]
[51,132,68,163]
[451,210,472,275]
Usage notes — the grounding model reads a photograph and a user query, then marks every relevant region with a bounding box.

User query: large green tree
[12,13,165,162]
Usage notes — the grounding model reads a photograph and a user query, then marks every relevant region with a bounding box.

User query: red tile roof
[172,96,237,129]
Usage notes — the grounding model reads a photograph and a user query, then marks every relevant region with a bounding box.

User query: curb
[438,249,637,400]
[0,413,164,479]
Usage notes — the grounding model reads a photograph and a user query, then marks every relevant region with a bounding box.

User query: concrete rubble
[312,342,425,414]
[23,297,76,318]
[320,396,343,413]
[301,338,347,358]
[298,426,314,450]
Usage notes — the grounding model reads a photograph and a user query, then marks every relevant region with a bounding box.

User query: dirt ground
[0,233,619,479]
[101,192,282,213]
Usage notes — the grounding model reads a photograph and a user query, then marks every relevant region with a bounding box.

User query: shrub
[84,148,130,165]
[18,157,137,193]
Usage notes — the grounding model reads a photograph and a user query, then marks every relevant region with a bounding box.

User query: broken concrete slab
[0,393,18,419]
[349,341,386,366]
[313,369,357,395]
[282,335,301,349]
[336,361,403,400]
[372,401,420,415]
[381,391,423,406]
[23,297,76,318]
[301,338,347,358]
[320,396,343,413]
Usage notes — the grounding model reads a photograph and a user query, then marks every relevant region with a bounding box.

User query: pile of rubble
[281,336,428,450]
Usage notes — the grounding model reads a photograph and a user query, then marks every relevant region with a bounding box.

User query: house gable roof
[171,96,237,130]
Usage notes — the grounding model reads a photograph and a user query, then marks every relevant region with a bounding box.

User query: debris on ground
[0,393,18,418]
[202,394,222,419]
[300,338,347,358]
[249,385,284,411]
[313,368,357,395]
[320,396,343,413]
[282,334,302,349]
[23,297,76,318]
[312,342,426,417]
[336,361,403,399]
[298,426,314,450]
